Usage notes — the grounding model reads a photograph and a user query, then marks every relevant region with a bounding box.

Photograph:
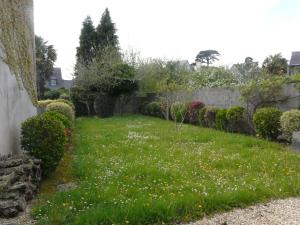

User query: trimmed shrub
[46,102,75,122]
[55,99,75,111]
[216,109,228,131]
[21,114,66,177]
[199,107,207,127]
[43,111,72,130]
[187,101,205,124]
[253,107,282,140]
[280,109,300,141]
[38,100,54,109]
[226,106,245,133]
[171,102,188,122]
[204,106,219,128]
[145,101,162,117]
[44,90,60,100]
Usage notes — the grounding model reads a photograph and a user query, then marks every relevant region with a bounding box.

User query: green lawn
[34,115,300,225]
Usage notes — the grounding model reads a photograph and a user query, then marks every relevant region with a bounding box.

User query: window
[50,79,57,86]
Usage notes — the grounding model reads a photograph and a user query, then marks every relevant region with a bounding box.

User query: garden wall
[0,1,37,156]
[170,84,300,111]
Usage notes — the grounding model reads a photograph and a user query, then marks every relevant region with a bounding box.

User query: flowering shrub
[187,101,205,124]
[253,107,282,140]
[280,109,300,141]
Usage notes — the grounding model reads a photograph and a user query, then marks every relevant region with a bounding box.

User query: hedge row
[21,99,75,177]
[143,101,300,142]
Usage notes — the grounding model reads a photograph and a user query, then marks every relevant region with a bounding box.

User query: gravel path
[0,204,35,225]
[184,197,300,225]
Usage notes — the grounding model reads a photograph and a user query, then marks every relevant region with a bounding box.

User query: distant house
[45,67,73,90]
[288,51,300,75]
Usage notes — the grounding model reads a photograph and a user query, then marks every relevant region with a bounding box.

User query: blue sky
[34,0,300,79]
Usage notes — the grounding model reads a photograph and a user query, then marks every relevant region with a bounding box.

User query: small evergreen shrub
[55,99,75,111]
[145,101,162,117]
[44,90,60,100]
[216,109,228,131]
[253,107,282,140]
[46,102,75,122]
[199,107,207,127]
[43,111,72,129]
[38,100,54,109]
[226,106,245,133]
[94,95,116,118]
[21,114,66,177]
[280,109,300,141]
[171,102,188,122]
[187,101,205,124]
[204,106,219,128]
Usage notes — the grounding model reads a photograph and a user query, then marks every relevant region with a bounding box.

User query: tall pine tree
[96,8,119,52]
[76,16,97,65]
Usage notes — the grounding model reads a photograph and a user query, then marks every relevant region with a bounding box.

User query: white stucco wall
[0,0,37,155]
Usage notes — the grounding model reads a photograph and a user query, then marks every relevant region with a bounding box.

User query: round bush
[216,109,228,131]
[187,101,205,124]
[280,109,300,141]
[204,106,219,128]
[55,99,75,111]
[38,100,54,109]
[44,90,60,100]
[253,107,282,140]
[226,106,245,133]
[171,102,188,122]
[145,101,162,117]
[21,115,66,177]
[46,102,75,122]
[43,111,72,129]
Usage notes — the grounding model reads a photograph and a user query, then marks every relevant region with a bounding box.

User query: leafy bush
[144,102,162,118]
[46,102,75,122]
[226,106,245,133]
[253,107,282,140]
[204,106,219,128]
[38,100,54,109]
[187,101,205,124]
[171,102,188,122]
[199,107,207,127]
[21,114,66,177]
[94,95,116,118]
[55,99,75,111]
[216,109,228,131]
[280,109,300,141]
[43,111,72,130]
[44,90,60,100]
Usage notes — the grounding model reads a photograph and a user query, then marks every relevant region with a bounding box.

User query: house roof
[290,51,300,66]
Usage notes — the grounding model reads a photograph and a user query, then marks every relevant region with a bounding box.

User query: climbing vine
[0,0,37,104]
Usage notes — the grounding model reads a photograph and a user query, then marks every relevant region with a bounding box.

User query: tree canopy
[262,53,288,76]
[195,50,220,66]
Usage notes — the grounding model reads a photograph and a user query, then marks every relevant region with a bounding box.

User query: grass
[33,115,300,225]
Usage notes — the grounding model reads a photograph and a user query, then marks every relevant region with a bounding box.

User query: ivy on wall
[0,0,37,104]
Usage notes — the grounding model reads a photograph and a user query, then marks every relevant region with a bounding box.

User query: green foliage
[38,99,75,111]
[34,115,300,224]
[195,50,220,66]
[262,53,288,75]
[46,102,75,122]
[240,76,288,113]
[35,35,57,100]
[216,109,228,131]
[144,101,162,118]
[93,94,116,118]
[198,107,207,127]
[226,106,245,133]
[76,16,97,65]
[253,107,282,140]
[44,90,60,100]
[43,111,72,130]
[0,0,38,104]
[190,66,238,88]
[171,102,188,122]
[187,101,205,124]
[21,114,66,177]
[204,106,219,128]
[231,57,261,83]
[280,109,300,141]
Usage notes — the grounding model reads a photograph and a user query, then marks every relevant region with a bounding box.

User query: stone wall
[0,0,37,155]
